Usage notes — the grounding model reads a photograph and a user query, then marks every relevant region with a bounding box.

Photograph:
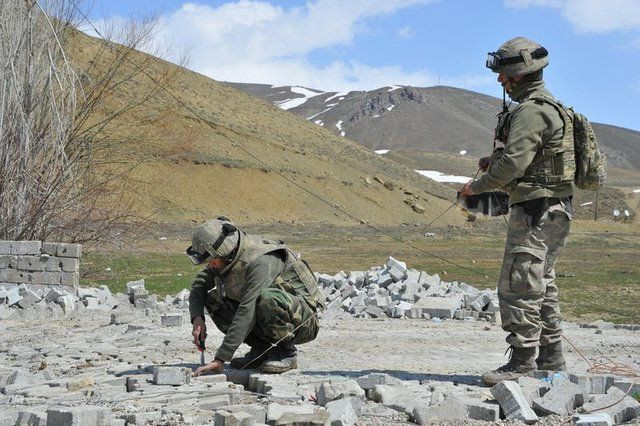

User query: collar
[508,79,547,103]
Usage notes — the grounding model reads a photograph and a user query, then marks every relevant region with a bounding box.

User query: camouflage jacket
[471,80,573,205]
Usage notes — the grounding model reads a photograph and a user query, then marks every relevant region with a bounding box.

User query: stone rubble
[1,258,639,425]
[316,256,502,324]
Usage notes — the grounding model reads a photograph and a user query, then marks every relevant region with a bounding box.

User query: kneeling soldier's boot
[261,341,298,374]
[481,346,536,386]
[229,345,270,369]
[536,341,566,371]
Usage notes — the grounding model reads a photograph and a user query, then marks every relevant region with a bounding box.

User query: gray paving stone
[412,395,469,423]
[218,404,266,423]
[152,366,191,386]
[490,381,538,424]
[56,243,81,258]
[413,295,463,319]
[517,376,551,406]
[266,403,329,425]
[316,380,365,406]
[355,373,402,390]
[326,397,363,426]
[466,401,500,422]
[10,241,42,255]
[161,314,183,327]
[45,406,110,426]
[573,413,613,426]
[580,386,640,424]
[532,378,586,416]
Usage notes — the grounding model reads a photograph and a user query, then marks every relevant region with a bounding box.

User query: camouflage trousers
[498,201,571,348]
[207,287,319,348]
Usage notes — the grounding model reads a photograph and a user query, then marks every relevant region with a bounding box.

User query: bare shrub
[0,0,184,246]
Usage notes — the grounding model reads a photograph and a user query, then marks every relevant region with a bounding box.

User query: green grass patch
[82,252,200,296]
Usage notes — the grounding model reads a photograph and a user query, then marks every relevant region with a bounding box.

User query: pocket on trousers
[508,246,545,293]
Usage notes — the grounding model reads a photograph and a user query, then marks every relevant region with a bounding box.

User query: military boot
[536,341,566,371]
[261,341,298,374]
[229,345,270,369]
[481,346,537,386]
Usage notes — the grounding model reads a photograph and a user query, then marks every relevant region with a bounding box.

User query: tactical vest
[215,233,324,311]
[496,96,575,190]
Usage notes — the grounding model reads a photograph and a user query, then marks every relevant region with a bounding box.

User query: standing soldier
[186,217,323,375]
[460,37,573,386]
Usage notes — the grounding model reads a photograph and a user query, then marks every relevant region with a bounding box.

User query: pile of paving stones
[316,257,501,323]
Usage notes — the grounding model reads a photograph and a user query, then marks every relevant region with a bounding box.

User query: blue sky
[88,0,640,131]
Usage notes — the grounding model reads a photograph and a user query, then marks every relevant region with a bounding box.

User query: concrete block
[266,403,329,425]
[468,292,492,312]
[355,373,402,391]
[56,243,81,258]
[316,380,365,406]
[517,376,551,406]
[110,312,134,325]
[570,374,615,394]
[532,378,586,416]
[10,241,42,255]
[612,379,640,398]
[0,269,30,283]
[55,295,76,313]
[0,241,11,254]
[573,413,613,426]
[45,406,110,425]
[173,288,190,302]
[17,287,41,308]
[385,256,407,273]
[44,288,67,303]
[218,404,267,423]
[363,305,385,318]
[413,395,469,423]
[580,386,640,424]
[405,308,423,319]
[161,314,183,327]
[466,401,500,422]
[30,272,62,285]
[16,410,47,425]
[0,285,6,301]
[83,297,102,310]
[60,272,79,286]
[7,286,23,306]
[7,369,40,386]
[413,295,463,319]
[377,273,393,288]
[389,266,406,282]
[41,242,58,255]
[491,381,538,424]
[124,411,162,425]
[326,397,363,426]
[59,258,79,273]
[424,283,446,297]
[17,255,48,271]
[126,279,145,294]
[152,366,191,386]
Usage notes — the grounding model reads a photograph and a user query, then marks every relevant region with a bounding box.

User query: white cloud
[84,0,498,93]
[396,25,414,38]
[505,0,640,33]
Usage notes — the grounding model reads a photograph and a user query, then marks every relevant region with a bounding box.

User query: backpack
[524,97,607,190]
[572,111,607,190]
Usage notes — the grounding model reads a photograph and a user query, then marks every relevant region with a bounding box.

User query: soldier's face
[208,257,228,270]
[498,73,523,93]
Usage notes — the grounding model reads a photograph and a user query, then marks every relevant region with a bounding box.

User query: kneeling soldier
[187,217,323,375]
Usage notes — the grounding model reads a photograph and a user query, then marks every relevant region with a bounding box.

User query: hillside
[226,83,640,172]
[67,31,468,228]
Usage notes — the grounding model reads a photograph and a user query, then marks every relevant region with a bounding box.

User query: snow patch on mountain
[307,107,333,120]
[415,170,470,183]
[386,105,395,112]
[325,91,349,103]
[374,150,390,155]
[276,86,324,110]
[387,85,402,92]
[336,120,343,130]
[633,188,640,193]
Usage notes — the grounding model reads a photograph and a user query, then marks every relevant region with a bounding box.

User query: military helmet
[486,37,548,77]
[186,217,239,265]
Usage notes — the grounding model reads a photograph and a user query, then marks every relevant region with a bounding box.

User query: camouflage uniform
[471,79,573,349]
[189,232,322,363]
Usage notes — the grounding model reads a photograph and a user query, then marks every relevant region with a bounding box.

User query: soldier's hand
[192,316,206,350]
[459,180,474,198]
[193,359,224,377]
[478,157,491,172]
